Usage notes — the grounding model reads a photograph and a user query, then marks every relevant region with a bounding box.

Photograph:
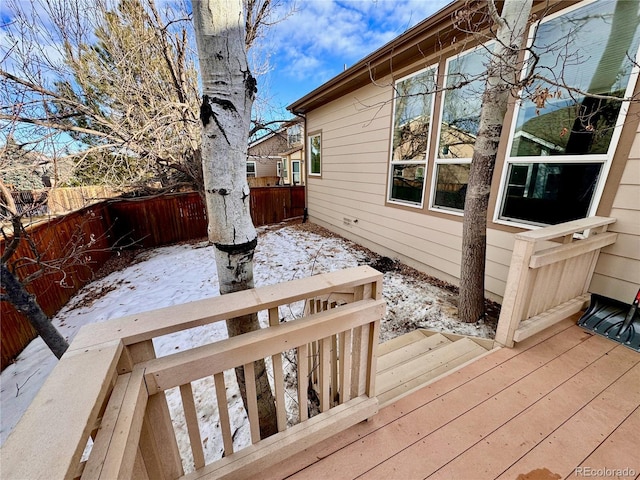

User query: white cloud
[262,0,451,85]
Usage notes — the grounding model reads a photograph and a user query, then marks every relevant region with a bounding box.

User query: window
[498,0,640,226]
[277,160,283,177]
[292,160,301,184]
[388,65,437,205]
[432,44,491,212]
[287,124,302,146]
[308,133,321,176]
[246,161,257,178]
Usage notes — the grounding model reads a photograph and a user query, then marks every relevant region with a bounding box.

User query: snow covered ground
[0,221,496,472]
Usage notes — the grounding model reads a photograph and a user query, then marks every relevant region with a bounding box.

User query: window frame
[308,132,322,177]
[493,0,640,228]
[292,160,301,184]
[246,160,257,178]
[287,124,302,146]
[429,42,493,216]
[387,63,438,208]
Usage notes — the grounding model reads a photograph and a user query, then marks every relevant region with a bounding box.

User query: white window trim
[246,160,257,178]
[292,160,301,184]
[493,0,640,228]
[429,42,492,215]
[308,133,322,176]
[387,63,438,208]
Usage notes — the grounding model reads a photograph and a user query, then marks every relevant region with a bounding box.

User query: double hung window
[246,161,257,178]
[432,44,492,213]
[388,66,437,206]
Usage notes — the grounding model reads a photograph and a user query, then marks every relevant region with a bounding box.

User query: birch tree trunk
[191,0,277,439]
[459,0,533,323]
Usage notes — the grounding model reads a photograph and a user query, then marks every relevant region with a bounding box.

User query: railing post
[495,236,537,347]
[129,340,184,480]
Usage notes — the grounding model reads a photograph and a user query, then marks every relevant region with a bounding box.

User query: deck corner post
[495,236,537,347]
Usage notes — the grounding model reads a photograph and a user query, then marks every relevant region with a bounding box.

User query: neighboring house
[247,128,287,182]
[247,118,305,185]
[288,0,640,304]
[279,118,305,185]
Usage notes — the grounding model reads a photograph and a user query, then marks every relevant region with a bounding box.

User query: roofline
[287,0,461,114]
[287,0,566,115]
[248,117,304,148]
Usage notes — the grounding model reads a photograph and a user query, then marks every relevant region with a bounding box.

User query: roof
[287,1,461,114]
[287,0,568,115]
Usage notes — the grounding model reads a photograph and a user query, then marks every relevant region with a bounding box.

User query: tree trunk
[1,263,69,359]
[459,0,533,323]
[191,0,277,439]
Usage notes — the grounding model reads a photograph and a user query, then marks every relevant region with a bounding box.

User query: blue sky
[252,0,451,121]
[0,0,452,146]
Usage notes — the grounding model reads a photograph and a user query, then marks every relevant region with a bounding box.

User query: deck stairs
[376,330,496,407]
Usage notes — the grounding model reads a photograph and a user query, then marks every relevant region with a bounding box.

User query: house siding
[591,125,640,303]
[305,81,515,302]
[300,1,640,305]
[306,78,639,305]
[252,158,278,178]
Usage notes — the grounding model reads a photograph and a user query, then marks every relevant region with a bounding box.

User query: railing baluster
[179,382,205,470]
[319,337,330,412]
[297,344,309,422]
[244,362,261,444]
[269,307,287,432]
[213,372,234,456]
[339,329,352,404]
[366,319,380,398]
[310,340,318,386]
[331,334,338,406]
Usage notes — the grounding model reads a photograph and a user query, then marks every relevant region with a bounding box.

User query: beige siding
[298,2,639,307]
[591,139,640,303]
[306,81,512,302]
[250,157,279,178]
[306,80,639,304]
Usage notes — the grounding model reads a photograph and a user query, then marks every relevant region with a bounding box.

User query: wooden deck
[261,314,640,480]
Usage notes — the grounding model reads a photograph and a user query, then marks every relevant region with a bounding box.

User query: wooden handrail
[495,217,617,347]
[142,299,385,393]
[1,266,383,480]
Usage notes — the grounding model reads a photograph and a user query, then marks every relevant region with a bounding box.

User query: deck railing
[2,266,384,480]
[495,217,617,347]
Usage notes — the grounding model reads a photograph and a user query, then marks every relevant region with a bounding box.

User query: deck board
[260,315,640,480]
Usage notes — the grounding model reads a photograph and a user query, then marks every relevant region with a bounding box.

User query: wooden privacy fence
[107,193,208,249]
[1,266,383,480]
[9,187,121,217]
[48,186,120,214]
[1,187,306,369]
[495,216,617,347]
[0,205,114,369]
[249,185,305,226]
